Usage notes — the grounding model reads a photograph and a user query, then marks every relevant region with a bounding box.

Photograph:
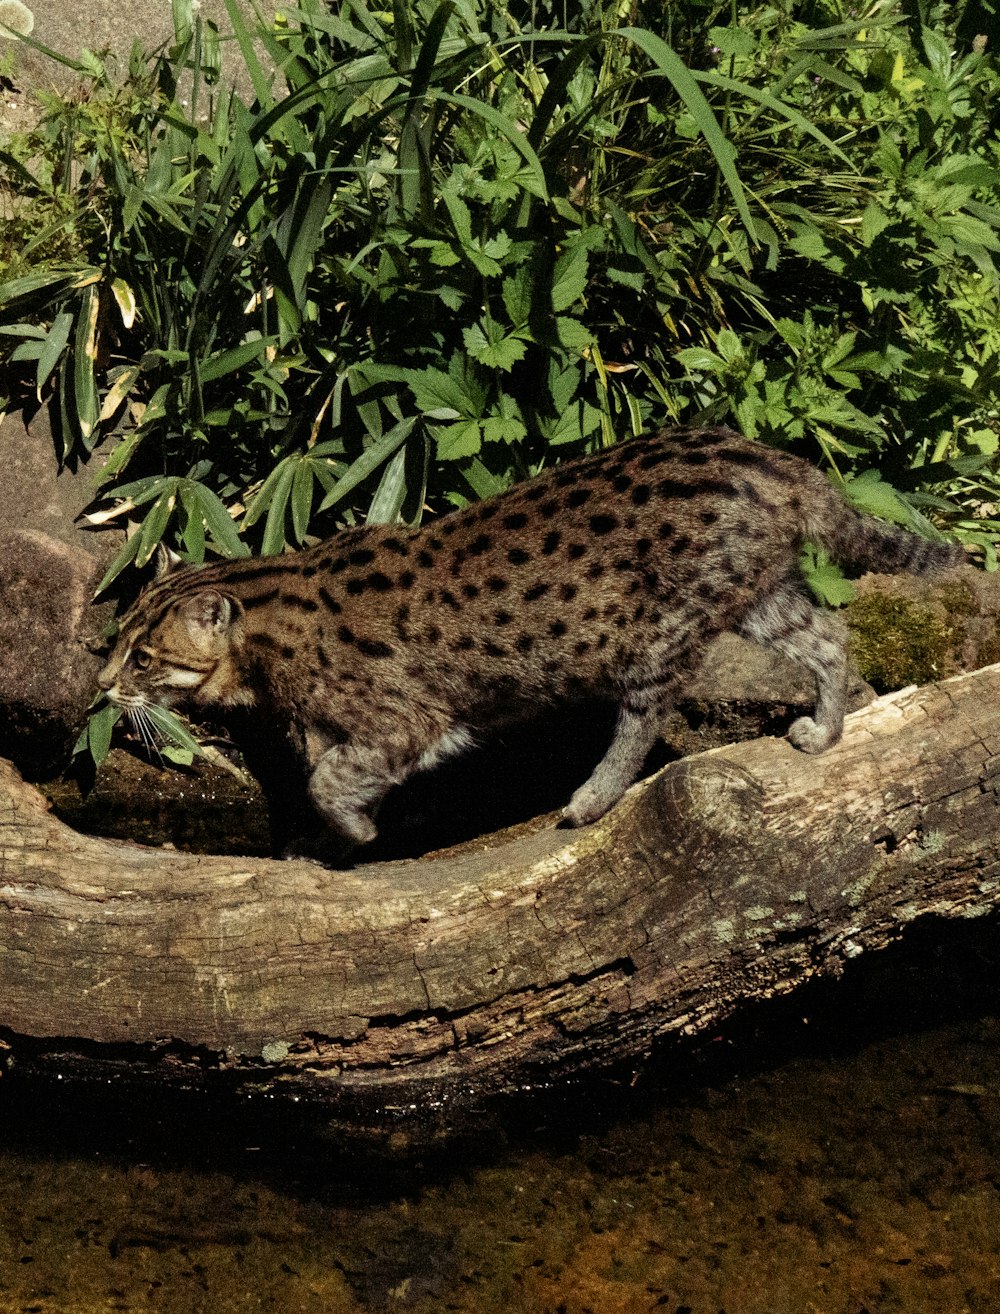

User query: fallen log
[2,664,999,1134]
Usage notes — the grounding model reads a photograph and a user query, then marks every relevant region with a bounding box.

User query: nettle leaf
[482,414,527,445]
[435,419,482,460]
[405,366,474,416]
[554,317,594,352]
[462,322,527,372]
[551,244,589,314]
[860,202,893,247]
[502,266,533,327]
[801,546,855,607]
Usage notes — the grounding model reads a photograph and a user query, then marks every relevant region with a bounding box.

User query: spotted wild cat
[98,425,964,846]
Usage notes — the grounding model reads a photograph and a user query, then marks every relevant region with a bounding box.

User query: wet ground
[2,918,1000,1314]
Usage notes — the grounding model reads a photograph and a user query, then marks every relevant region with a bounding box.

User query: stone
[0,406,119,775]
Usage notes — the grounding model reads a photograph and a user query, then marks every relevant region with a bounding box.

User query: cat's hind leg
[307,744,394,845]
[740,577,849,753]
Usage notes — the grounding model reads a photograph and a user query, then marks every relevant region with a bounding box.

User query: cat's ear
[155,543,184,577]
[181,590,238,645]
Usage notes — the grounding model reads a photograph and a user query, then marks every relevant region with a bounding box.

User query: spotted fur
[99,425,964,845]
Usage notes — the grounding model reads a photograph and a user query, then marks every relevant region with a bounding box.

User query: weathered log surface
[2,665,1000,1124]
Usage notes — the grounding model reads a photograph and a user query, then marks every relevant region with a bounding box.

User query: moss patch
[847,594,956,694]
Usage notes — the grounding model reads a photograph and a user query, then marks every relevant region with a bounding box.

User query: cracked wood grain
[2,664,1000,1127]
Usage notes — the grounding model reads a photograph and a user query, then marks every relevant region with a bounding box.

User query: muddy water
[3,920,1000,1314]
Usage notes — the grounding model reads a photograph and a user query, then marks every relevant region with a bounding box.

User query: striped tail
[819,502,965,576]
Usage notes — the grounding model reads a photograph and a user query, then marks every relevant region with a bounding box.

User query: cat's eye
[132,649,152,670]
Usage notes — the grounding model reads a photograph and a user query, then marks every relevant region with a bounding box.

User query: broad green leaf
[367,445,409,524]
[462,323,527,372]
[551,244,589,314]
[860,202,892,246]
[144,704,204,756]
[194,484,249,557]
[86,701,122,766]
[435,419,481,460]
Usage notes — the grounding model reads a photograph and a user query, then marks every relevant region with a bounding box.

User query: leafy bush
[1,0,997,590]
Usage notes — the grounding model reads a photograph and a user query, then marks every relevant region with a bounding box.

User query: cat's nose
[97,667,115,691]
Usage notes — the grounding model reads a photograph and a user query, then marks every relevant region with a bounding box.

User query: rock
[0,406,119,776]
[0,529,104,775]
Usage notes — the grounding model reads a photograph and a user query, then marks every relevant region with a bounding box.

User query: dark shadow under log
[2,665,1000,1134]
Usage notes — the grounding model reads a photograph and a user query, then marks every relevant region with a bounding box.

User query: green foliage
[0,0,997,581]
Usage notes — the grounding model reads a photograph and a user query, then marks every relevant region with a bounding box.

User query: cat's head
[98,547,250,712]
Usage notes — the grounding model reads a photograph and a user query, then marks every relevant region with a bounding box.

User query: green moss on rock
[847,595,956,694]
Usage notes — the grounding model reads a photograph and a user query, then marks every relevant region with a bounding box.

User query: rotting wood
[2,664,1000,1129]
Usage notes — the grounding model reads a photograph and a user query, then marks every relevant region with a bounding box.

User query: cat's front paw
[563,781,616,828]
[787,715,839,754]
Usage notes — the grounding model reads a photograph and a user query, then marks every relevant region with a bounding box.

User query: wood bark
[2,665,1000,1131]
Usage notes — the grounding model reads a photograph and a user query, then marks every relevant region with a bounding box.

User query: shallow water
[3,918,1000,1314]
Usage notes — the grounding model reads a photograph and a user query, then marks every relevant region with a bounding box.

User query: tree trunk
[2,666,999,1133]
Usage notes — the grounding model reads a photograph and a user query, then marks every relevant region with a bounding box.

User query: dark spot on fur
[542,531,561,556]
[670,535,692,556]
[658,521,675,539]
[348,548,376,566]
[612,473,633,492]
[516,634,534,653]
[359,638,393,659]
[503,511,529,530]
[484,641,505,658]
[560,583,578,602]
[568,543,586,560]
[590,513,617,535]
[241,588,280,611]
[700,509,719,525]
[586,562,605,580]
[398,571,416,589]
[383,536,409,556]
[454,635,475,651]
[494,610,513,626]
[282,592,319,611]
[631,484,651,506]
[487,576,508,593]
[508,547,531,566]
[440,590,460,610]
[417,550,434,568]
[280,644,295,659]
[638,450,670,470]
[468,533,492,556]
[338,625,355,645]
[549,620,568,638]
[575,640,590,656]
[636,538,652,558]
[462,583,480,600]
[319,588,342,614]
[566,487,592,508]
[524,583,549,602]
